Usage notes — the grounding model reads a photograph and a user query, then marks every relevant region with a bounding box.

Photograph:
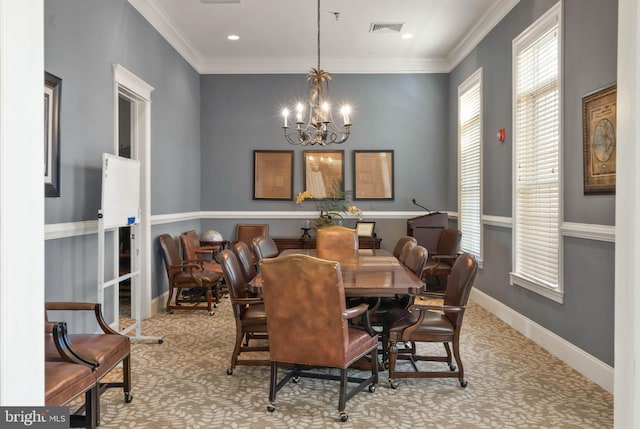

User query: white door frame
[113,64,154,319]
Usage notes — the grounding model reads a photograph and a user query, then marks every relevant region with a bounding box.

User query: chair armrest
[342,303,368,320]
[47,321,99,368]
[230,297,264,306]
[45,302,121,335]
[408,303,466,313]
[432,254,460,263]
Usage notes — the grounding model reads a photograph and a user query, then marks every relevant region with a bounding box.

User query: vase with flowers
[296,182,362,229]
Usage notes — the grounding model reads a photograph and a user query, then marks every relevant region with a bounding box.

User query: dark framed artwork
[582,84,616,195]
[44,71,61,197]
[353,150,394,200]
[303,150,345,199]
[253,150,294,200]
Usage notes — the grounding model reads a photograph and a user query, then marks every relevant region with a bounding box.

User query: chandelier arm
[317,0,321,70]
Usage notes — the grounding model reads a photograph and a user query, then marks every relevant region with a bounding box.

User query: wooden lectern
[407,212,448,255]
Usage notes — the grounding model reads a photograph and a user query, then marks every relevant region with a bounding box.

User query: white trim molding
[482,215,512,228]
[470,288,613,394]
[561,222,615,242]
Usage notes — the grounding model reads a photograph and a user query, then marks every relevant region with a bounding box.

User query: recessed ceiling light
[401,33,414,40]
[227,35,240,41]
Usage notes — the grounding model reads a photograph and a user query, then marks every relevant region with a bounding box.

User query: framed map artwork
[582,84,616,195]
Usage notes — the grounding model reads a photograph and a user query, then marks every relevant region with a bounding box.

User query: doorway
[118,95,133,319]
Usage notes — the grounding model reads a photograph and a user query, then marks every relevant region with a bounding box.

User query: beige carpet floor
[98,297,613,428]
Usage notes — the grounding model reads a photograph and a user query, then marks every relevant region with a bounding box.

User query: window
[511,2,563,303]
[458,68,482,262]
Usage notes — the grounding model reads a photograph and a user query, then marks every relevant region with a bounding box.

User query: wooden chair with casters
[158,233,221,315]
[235,223,269,247]
[219,249,269,375]
[422,228,462,292]
[179,230,224,274]
[45,321,98,429]
[45,302,133,425]
[252,235,279,265]
[393,236,417,259]
[260,254,378,423]
[382,253,478,389]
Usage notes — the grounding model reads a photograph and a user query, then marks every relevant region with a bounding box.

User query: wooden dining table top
[249,248,425,297]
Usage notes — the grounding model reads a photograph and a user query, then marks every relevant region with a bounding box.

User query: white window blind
[458,69,482,260]
[512,3,562,301]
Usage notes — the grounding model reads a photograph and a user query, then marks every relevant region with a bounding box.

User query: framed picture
[582,84,616,195]
[356,221,376,237]
[45,72,61,197]
[353,150,394,200]
[303,150,344,199]
[253,150,294,200]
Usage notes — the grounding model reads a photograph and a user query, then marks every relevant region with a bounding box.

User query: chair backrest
[316,226,358,252]
[232,241,257,282]
[158,234,181,277]
[219,249,250,316]
[436,229,462,257]
[404,245,428,277]
[236,224,269,246]
[393,236,417,258]
[443,253,478,327]
[398,240,417,264]
[260,254,349,368]
[252,235,279,263]
[179,230,200,261]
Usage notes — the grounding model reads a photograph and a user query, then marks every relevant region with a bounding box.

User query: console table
[273,236,382,251]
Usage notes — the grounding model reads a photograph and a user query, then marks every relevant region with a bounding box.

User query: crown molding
[446,0,521,71]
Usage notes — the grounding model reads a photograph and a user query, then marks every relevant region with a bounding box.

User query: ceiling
[128,0,520,74]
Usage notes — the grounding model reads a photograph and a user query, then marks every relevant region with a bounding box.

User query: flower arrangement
[296,182,362,228]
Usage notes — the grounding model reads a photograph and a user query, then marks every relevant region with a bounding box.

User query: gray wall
[448,0,617,365]
[45,0,202,302]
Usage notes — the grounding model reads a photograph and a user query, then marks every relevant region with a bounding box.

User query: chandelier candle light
[281,0,352,146]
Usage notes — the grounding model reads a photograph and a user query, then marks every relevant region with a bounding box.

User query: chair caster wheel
[214,304,218,308]
[339,412,349,422]
[167,309,174,314]
[267,403,276,413]
[124,393,133,403]
[460,379,468,388]
[368,383,376,393]
[209,311,215,316]
[226,367,233,375]
[449,364,457,371]
[389,380,398,389]
[292,376,301,384]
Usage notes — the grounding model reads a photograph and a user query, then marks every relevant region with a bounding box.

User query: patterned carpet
[97,297,613,428]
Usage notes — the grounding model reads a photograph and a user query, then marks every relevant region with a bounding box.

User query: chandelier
[281,0,351,146]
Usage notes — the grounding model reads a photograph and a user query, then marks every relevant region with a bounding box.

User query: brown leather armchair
[393,236,417,259]
[252,235,279,264]
[383,253,478,389]
[45,321,98,429]
[219,249,269,375]
[235,223,269,247]
[316,225,359,252]
[398,239,417,265]
[158,233,221,315]
[179,230,224,274]
[422,228,462,290]
[45,302,133,425]
[260,254,378,422]
[231,241,258,282]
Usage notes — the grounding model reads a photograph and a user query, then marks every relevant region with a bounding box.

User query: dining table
[248,248,425,298]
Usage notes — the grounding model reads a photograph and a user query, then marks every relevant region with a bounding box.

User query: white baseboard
[150,291,168,316]
[469,288,613,394]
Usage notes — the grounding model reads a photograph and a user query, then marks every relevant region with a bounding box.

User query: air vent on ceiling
[369,22,404,33]
[201,0,241,4]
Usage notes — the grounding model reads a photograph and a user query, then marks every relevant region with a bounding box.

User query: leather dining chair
[235,223,269,247]
[423,228,462,291]
[398,239,417,265]
[393,236,417,259]
[158,234,221,315]
[316,225,359,252]
[219,249,269,375]
[260,254,378,422]
[252,235,279,264]
[232,241,258,282]
[179,230,224,275]
[383,253,478,389]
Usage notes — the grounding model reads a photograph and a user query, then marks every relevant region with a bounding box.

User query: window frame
[510,1,564,303]
[457,67,483,266]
